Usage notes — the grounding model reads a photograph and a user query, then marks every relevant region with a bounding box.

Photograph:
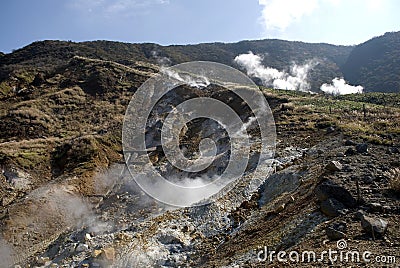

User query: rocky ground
[0,56,399,267]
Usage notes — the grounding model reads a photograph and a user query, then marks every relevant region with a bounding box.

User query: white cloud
[258,0,319,31]
[234,51,317,91]
[320,78,363,95]
[366,0,386,11]
[258,0,350,32]
[362,0,390,13]
[325,0,341,6]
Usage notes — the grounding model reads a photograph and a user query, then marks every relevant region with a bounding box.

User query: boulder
[326,227,346,240]
[75,243,89,252]
[320,198,347,217]
[368,202,383,213]
[326,126,335,134]
[325,161,343,172]
[2,168,32,191]
[336,152,345,157]
[387,147,399,154]
[345,147,356,156]
[315,180,357,208]
[361,215,388,236]
[355,209,366,220]
[326,221,347,240]
[344,140,357,146]
[258,168,302,207]
[356,143,368,154]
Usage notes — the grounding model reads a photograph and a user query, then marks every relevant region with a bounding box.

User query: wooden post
[371,225,376,241]
[356,177,361,204]
[363,104,367,120]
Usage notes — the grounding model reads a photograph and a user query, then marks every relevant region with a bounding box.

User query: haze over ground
[1,0,399,53]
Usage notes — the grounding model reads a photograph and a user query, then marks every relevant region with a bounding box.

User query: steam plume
[234,51,317,92]
[151,50,172,66]
[320,78,363,95]
[151,50,210,88]
[161,68,210,88]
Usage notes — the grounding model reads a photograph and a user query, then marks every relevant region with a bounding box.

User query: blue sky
[0,0,399,53]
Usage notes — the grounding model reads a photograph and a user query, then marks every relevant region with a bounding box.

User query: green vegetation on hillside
[263,88,400,145]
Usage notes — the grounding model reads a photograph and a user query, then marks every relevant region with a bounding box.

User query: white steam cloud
[234,51,317,92]
[161,68,210,89]
[320,78,363,95]
[151,50,210,89]
[151,50,172,66]
[258,0,318,31]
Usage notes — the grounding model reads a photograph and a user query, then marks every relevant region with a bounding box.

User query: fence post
[363,104,366,120]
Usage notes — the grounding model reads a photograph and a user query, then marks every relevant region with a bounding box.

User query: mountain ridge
[1,31,400,93]
[0,39,352,93]
[343,31,400,93]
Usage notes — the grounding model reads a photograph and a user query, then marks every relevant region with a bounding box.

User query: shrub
[385,168,400,193]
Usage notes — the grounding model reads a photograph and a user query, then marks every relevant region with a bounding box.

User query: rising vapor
[161,68,210,88]
[151,50,210,88]
[234,51,317,92]
[320,78,363,95]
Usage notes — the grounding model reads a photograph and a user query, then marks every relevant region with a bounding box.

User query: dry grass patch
[385,168,400,193]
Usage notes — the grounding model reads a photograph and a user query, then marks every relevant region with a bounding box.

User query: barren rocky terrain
[0,41,399,268]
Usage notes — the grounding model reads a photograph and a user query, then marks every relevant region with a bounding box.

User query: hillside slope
[3,32,400,94]
[0,39,352,94]
[343,31,400,93]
